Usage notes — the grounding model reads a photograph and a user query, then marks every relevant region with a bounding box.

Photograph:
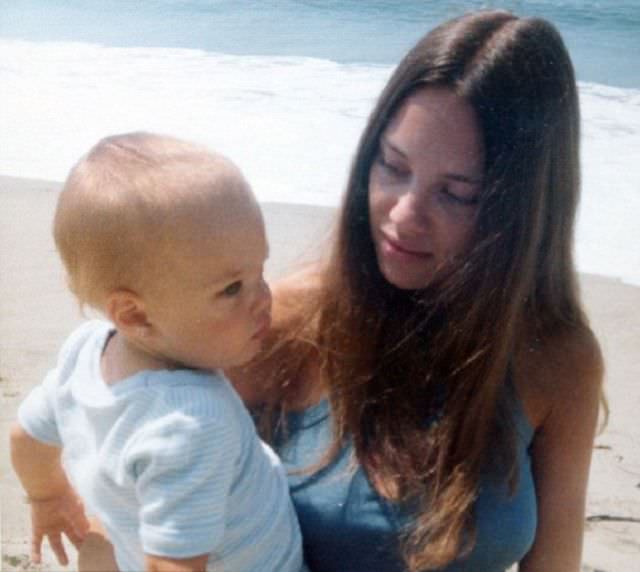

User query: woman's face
[368,87,485,290]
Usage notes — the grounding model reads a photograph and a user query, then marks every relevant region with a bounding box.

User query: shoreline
[1,175,638,571]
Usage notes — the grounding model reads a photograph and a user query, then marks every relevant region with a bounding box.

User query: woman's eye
[376,154,407,178]
[440,186,479,206]
[220,281,242,297]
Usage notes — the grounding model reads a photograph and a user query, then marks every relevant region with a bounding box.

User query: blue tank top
[275,398,536,571]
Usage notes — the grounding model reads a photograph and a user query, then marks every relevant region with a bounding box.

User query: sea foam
[1,40,638,284]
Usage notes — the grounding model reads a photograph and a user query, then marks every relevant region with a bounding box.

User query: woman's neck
[285,358,327,411]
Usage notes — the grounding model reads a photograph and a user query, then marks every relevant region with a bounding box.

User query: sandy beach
[1,175,638,571]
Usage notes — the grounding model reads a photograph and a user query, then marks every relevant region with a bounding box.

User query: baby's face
[143,194,271,371]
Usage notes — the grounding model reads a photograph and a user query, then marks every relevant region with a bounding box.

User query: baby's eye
[219,281,243,297]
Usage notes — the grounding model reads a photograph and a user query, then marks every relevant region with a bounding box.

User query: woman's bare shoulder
[271,264,322,301]
[515,325,604,429]
[229,265,322,407]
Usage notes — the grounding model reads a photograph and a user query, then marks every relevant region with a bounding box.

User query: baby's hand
[28,486,90,566]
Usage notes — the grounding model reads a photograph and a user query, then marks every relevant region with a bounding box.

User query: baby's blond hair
[54,132,252,310]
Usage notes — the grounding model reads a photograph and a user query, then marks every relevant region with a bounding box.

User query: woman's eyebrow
[380,136,407,157]
[382,136,482,184]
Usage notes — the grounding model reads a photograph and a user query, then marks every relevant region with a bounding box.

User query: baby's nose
[253,279,272,315]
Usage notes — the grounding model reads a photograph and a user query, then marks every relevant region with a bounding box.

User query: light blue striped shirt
[18,320,304,572]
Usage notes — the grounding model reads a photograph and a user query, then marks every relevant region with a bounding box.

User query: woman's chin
[380,265,435,291]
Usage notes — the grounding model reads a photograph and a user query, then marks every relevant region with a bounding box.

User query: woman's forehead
[383,88,484,174]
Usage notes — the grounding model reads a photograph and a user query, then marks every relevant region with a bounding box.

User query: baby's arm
[76,524,212,572]
[144,553,209,572]
[10,423,89,565]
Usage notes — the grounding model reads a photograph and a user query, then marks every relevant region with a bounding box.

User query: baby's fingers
[30,530,43,564]
[48,532,69,566]
[68,499,90,538]
[65,525,87,550]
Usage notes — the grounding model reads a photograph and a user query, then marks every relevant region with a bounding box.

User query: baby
[10,133,304,571]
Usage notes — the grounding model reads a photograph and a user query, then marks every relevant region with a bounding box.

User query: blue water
[2,0,639,88]
[1,1,639,284]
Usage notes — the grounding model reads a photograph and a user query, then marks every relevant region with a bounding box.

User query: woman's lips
[381,234,431,260]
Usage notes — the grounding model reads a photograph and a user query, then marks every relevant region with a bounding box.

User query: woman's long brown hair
[257,10,590,570]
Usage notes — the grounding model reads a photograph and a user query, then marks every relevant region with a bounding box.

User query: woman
[79,9,603,572]
[235,9,603,572]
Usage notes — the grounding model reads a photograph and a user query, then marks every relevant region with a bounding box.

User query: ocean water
[1,1,639,285]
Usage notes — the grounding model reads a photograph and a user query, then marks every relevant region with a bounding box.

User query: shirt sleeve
[16,320,108,447]
[124,406,241,559]
[17,368,63,446]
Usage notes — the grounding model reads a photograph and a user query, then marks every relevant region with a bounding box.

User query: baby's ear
[105,289,152,339]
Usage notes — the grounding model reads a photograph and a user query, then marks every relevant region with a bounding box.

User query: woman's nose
[388,188,430,235]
